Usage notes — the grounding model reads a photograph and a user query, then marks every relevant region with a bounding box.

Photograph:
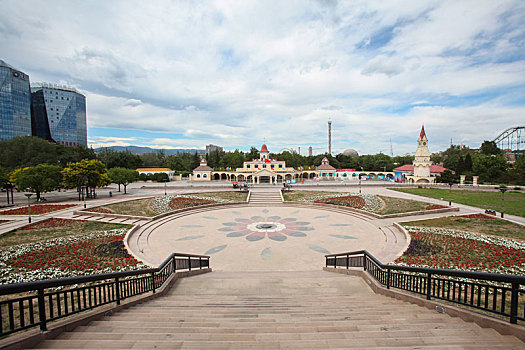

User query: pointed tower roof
[419,125,427,139]
[260,144,269,153]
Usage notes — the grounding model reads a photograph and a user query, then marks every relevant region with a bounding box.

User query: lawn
[87,198,157,217]
[284,190,447,214]
[0,219,132,249]
[391,188,525,217]
[88,192,247,217]
[0,219,142,285]
[402,214,525,241]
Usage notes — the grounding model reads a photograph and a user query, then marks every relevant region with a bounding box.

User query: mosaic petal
[330,224,352,227]
[204,244,227,255]
[268,216,281,220]
[329,234,357,239]
[246,235,264,241]
[284,218,297,221]
[261,247,272,261]
[176,235,204,241]
[262,209,269,213]
[227,232,244,237]
[218,227,234,232]
[288,232,306,237]
[203,216,218,220]
[314,215,328,219]
[232,211,241,215]
[269,235,287,241]
[295,222,310,225]
[307,244,330,254]
[299,227,315,231]
[222,222,238,226]
[235,218,249,222]
[291,210,300,214]
[251,216,264,220]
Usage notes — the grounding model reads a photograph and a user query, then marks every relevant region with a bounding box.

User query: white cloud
[0,0,523,156]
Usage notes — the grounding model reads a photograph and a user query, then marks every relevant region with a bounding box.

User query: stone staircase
[33,271,524,349]
[248,190,283,204]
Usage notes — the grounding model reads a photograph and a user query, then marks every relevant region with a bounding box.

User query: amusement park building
[191,144,395,183]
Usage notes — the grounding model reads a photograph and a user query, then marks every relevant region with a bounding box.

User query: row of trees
[435,141,524,185]
[2,160,140,201]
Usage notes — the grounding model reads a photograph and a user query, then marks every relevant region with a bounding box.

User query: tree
[220,150,245,170]
[464,153,473,172]
[62,159,110,198]
[11,164,62,201]
[480,140,501,155]
[245,147,260,161]
[436,170,458,183]
[472,154,508,183]
[104,150,143,169]
[107,167,139,194]
[0,136,58,170]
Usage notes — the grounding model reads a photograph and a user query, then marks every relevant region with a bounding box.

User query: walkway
[33,271,524,349]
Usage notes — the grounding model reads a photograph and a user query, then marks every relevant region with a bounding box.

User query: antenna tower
[328,119,332,155]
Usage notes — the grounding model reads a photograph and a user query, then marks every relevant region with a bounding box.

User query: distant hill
[94,145,205,155]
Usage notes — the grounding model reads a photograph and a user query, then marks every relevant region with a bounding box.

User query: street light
[500,186,507,218]
[24,193,33,223]
[448,182,453,206]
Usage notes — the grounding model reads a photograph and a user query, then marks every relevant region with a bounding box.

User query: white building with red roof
[393,126,450,183]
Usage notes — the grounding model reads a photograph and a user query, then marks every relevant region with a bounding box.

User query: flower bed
[0,204,76,215]
[151,195,228,214]
[20,218,86,230]
[459,213,496,220]
[298,193,382,212]
[425,204,448,210]
[0,229,148,284]
[314,196,366,209]
[395,226,525,275]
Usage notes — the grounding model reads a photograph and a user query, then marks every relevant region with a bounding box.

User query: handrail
[0,252,210,337]
[326,250,525,325]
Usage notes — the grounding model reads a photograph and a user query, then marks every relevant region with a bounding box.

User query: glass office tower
[0,59,32,141]
[31,83,87,147]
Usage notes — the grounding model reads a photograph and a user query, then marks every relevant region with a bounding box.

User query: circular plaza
[127,204,408,271]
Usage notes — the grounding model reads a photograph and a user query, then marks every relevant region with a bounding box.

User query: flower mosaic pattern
[220,214,313,241]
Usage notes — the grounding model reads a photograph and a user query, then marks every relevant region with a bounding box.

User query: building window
[271,164,274,169]
[203,174,207,178]
[263,165,266,168]
[247,165,250,169]
[196,174,201,178]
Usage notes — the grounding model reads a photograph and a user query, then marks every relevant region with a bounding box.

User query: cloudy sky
[1,0,524,155]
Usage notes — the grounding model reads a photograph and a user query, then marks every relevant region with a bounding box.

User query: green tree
[0,136,58,170]
[12,164,62,201]
[105,150,143,169]
[480,140,501,155]
[62,159,110,198]
[220,150,245,170]
[436,169,459,183]
[108,167,139,193]
[472,154,508,183]
[245,147,260,161]
[206,149,225,168]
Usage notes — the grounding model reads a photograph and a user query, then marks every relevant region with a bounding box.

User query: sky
[1,0,524,156]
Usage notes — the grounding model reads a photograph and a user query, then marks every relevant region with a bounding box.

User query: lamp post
[500,186,507,218]
[448,182,453,206]
[164,182,167,196]
[24,193,33,223]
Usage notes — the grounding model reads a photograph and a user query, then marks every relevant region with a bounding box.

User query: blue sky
[0,0,523,155]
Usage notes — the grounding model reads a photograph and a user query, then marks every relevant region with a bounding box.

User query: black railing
[0,253,209,337]
[326,250,525,324]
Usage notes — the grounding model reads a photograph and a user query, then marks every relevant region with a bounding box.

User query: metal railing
[326,250,525,324]
[0,253,209,337]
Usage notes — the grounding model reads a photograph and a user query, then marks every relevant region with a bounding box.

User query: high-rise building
[30,82,87,147]
[206,144,223,155]
[0,59,32,141]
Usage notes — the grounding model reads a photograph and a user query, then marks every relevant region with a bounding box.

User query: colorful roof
[260,144,269,153]
[420,125,426,139]
[393,164,452,173]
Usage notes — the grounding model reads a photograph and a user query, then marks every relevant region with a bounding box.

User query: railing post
[188,256,192,271]
[510,282,519,324]
[37,288,47,331]
[387,268,391,289]
[199,257,202,269]
[151,272,156,293]
[172,255,177,273]
[426,272,432,300]
[115,277,121,305]
[325,257,328,268]
[363,253,367,271]
[346,254,349,269]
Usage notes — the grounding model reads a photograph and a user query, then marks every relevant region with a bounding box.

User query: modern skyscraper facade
[0,59,32,141]
[30,82,87,147]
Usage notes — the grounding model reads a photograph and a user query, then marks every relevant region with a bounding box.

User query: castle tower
[260,144,269,160]
[413,125,432,178]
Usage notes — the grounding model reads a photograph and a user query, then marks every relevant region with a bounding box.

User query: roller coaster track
[492,126,525,152]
